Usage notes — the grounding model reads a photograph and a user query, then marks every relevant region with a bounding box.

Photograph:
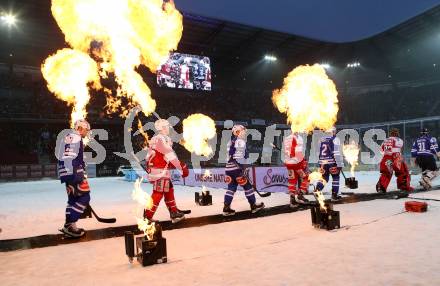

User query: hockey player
[283,131,310,207]
[144,119,189,223]
[411,128,440,190]
[223,125,265,216]
[316,127,344,201]
[376,128,413,193]
[58,119,91,238]
[179,57,192,89]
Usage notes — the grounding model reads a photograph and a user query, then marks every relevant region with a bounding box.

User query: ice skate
[60,223,85,238]
[222,204,236,216]
[250,202,265,214]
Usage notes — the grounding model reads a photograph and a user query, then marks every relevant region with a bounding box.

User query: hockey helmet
[326,126,337,134]
[74,119,90,131]
[154,119,170,131]
[232,124,246,137]
[389,128,400,137]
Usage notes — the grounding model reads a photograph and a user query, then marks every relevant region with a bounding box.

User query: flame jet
[42,0,183,122]
[272,64,339,133]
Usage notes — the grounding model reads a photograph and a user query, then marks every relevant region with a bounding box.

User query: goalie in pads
[411,128,440,190]
[376,128,413,193]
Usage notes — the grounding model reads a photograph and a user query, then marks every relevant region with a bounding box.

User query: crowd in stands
[338,83,440,124]
[2,67,440,165]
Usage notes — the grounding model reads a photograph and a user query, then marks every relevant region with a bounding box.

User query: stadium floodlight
[347,62,360,68]
[264,55,277,62]
[320,63,331,69]
[1,13,16,27]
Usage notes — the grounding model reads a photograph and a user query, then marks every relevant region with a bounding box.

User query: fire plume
[42,0,183,121]
[343,141,360,177]
[132,178,153,210]
[315,190,327,211]
[136,218,156,240]
[309,170,327,211]
[272,64,338,133]
[131,178,156,237]
[309,171,326,184]
[137,119,150,148]
[182,114,216,156]
[41,48,100,125]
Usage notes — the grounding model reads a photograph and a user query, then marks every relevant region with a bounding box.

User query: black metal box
[345,177,358,189]
[135,236,167,266]
[311,205,340,230]
[195,191,212,206]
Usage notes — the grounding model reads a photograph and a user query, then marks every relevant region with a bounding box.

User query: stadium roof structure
[175,0,440,43]
[2,1,440,75]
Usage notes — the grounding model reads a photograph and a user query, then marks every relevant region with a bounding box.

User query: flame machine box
[125,224,167,267]
[310,203,340,230]
[195,190,212,206]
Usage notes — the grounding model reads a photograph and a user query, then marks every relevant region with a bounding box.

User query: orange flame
[131,178,153,210]
[131,178,156,237]
[272,64,338,133]
[136,218,156,240]
[309,171,326,184]
[343,141,360,177]
[41,48,100,125]
[42,0,183,121]
[309,170,327,211]
[137,119,150,148]
[182,114,216,156]
[315,190,327,211]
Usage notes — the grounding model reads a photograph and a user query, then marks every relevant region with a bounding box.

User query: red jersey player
[144,119,189,223]
[283,132,310,207]
[376,128,413,192]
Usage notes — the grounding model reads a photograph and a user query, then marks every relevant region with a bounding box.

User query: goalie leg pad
[378,157,393,191]
[421,170,439,188]
[396,161,412,191]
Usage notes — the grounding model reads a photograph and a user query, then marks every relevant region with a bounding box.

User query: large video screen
[156,53,211,91]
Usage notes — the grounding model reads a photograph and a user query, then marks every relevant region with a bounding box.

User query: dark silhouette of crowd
[2,67,440,165]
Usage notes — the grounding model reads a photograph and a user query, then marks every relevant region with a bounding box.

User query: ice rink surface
[1,172,440,285]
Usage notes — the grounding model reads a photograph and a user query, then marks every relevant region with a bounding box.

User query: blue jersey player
[316,127,344,201]
[223,125,264,216]
[411,128,440,190]
[57,119,91,238]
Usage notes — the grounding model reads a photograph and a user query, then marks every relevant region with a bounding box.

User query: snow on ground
[2,191,440,286]
[0,172,424,239]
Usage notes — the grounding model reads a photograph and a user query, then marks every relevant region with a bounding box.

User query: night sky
[175,0,440,43]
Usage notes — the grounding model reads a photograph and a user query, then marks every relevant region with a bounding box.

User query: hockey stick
[243,168,271,197]
[340,170,347,179]
[270,143,281,151]
[89,206,117,223]
[410,197,440,202]
[253,185,272,197]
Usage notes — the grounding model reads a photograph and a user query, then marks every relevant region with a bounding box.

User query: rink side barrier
[124,166,290,193]
[1,186,437,252]
[0,164,97,181]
